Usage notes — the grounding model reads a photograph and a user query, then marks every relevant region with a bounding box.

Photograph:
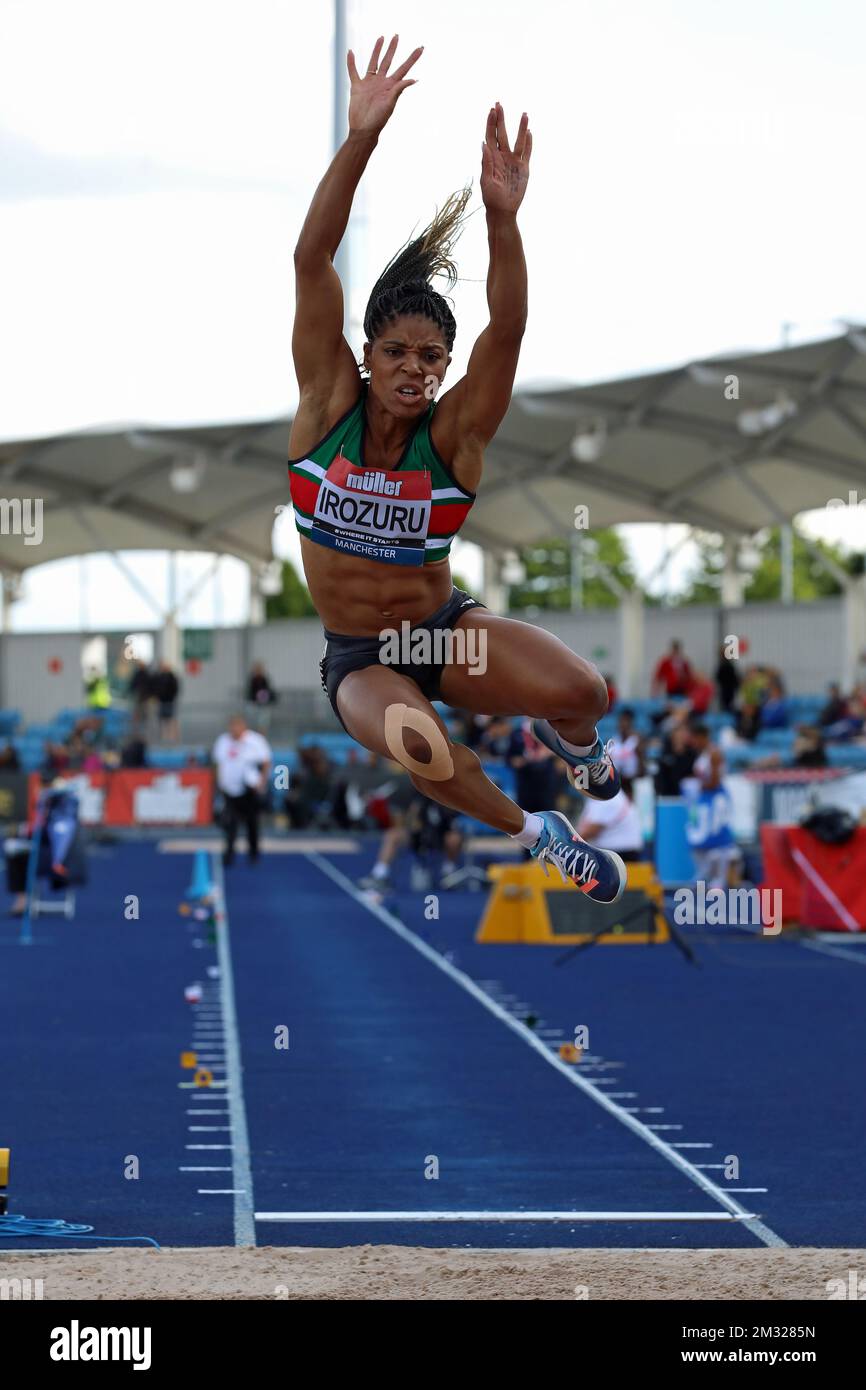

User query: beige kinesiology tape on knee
[383,703,454,781]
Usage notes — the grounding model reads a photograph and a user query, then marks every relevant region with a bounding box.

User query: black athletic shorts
[319,586,487,732]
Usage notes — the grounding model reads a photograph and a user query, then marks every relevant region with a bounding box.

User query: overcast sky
[1,0,864,631]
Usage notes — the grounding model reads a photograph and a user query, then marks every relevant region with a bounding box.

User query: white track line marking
[185,1144,233,1149]
[188,1126,233,1132]
[799,939,866,966]
[254,1210,756,1223]
[199,1189,246,1195]
[212,852,256,1247]
[180,1166,232,1171]
[307,851,786,1248]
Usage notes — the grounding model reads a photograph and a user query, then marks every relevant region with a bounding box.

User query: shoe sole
[594,850,628,905]
[538,813,628,905]
[532,720,621,802]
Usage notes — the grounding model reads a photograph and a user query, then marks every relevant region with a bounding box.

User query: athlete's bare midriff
[300,534,453,634]
[289,384,480,636]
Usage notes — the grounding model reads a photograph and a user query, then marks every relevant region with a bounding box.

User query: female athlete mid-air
[289,34,625,903]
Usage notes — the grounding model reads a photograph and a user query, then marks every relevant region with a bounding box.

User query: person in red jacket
[687,670,715,715]
[652,640,693,698]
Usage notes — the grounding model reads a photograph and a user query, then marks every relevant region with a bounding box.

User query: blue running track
[2,838,864,1250]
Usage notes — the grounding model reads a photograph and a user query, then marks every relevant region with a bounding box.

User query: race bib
[310,451,432,566]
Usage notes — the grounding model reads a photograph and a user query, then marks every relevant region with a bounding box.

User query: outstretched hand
[347,34,423,136]
[480,103,531,215]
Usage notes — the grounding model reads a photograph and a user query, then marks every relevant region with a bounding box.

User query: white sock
[512,811,544,848]
[556,728,598,758]
[371,861,390,880]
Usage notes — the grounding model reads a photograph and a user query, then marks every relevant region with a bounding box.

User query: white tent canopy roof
[471,326,866,548]
[1,327,864,575]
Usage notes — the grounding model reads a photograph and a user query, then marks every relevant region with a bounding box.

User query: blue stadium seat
[0,710,21,736]
[826,744,866,769]
[754,729,795,749]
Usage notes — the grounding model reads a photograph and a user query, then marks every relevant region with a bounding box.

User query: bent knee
[409,740,478,790]
[382,704,457,782]
[548,660,609,721]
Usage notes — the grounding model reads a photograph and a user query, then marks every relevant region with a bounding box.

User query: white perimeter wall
[0,598,848,721]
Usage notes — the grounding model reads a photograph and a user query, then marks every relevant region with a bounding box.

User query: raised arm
[436,103,531,461]
[292,35,424,401]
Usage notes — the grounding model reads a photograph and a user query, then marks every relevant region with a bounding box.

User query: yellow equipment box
[476,860,669,945]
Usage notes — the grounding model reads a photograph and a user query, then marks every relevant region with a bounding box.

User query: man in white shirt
[576,778,645,862]
[212,714,272,867]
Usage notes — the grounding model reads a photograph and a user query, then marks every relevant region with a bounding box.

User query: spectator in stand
[284,746,335,830]
[734,699,762,742]
[577,775,645,862]
[819,682,849,728]
[715,644,741,713]
[120,734,147,768]
[73,714,105,746]
[793,726,828,768]
[42,741,71,778]
[477,714,517,762]
[654,724,696,796]
[246,662,278,733]
[84,667,112,710]
[0,742,20,771]
[80,746,104,773]
[506,718,562,820]
[740,664,772,708]
[128,659,152,731]
[759,676,789,729]
[608,708,644,780]
[152,661,181,743]
[686,670,715,716]
[823,690,866,741]
[652,640,693,699]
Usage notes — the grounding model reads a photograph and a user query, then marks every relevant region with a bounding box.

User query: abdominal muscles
[300,536,452,635]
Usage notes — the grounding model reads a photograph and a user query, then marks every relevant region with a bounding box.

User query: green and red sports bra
[287,380,476,567]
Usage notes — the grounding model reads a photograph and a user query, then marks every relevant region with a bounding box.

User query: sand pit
[2,1246,862,1300]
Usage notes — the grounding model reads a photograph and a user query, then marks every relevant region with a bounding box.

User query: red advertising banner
[28,770,213,827]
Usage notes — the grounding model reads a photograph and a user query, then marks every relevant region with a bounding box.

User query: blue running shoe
[529,810,627,904]
[531,720,621,800]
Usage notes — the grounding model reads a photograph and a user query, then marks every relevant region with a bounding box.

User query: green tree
[264,560,317,619]
[675,531,727,605]
[507,530,636,611]
[744,527,861,600]
[675,527,863,604]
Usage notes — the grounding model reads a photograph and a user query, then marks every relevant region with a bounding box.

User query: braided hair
[360,184,474,378]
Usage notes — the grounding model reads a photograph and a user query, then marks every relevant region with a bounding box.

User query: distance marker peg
[558,1043,581,1064]
[180,1051,197,1069]
[194,1067,213,1088]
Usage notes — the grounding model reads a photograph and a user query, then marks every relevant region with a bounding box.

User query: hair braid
[360,185,473,373]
